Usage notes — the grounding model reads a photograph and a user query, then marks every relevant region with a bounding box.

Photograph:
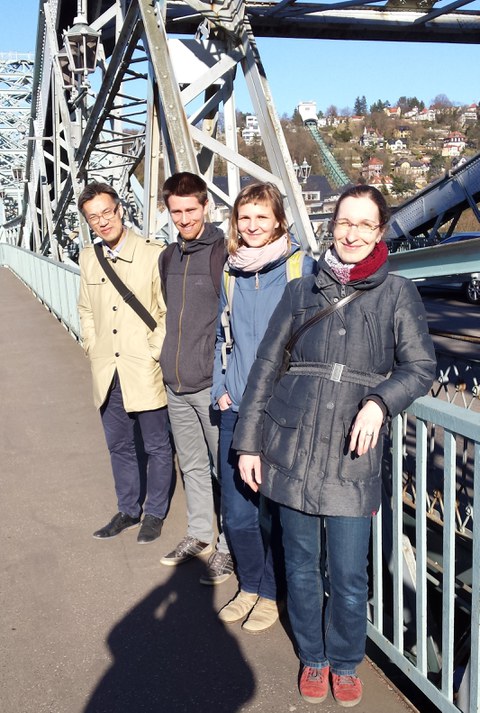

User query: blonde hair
[228,182,289,255]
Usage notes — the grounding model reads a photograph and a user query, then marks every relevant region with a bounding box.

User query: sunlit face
[333,195,384,264]
[167,194,208,241]
[82,193,124,248]
[237,201,279,248]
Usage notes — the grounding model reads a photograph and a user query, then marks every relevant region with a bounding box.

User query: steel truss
[0,54,33,228]
[12,0,480,259]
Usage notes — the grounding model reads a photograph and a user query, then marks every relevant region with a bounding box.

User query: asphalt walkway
[0,266,420,713]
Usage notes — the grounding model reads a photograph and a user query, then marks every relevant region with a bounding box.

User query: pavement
[0,266,420,713]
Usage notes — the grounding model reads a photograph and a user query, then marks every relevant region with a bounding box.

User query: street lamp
[63,1,101,82]
[299,158,311,184]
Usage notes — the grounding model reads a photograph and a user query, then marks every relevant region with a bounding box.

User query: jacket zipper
[175,251,190,392]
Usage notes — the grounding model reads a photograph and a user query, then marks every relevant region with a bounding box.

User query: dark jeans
[279,505,371,675]
[220,408,276,600]
[100,374,172,519]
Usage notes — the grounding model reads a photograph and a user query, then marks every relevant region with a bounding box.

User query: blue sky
[3,0,479,115]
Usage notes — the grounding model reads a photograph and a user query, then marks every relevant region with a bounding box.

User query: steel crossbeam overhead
[10,0,480,258]
[0,54,33,227]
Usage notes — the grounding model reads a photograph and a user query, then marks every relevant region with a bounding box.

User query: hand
[349,400,384,456]
[217,393,232,411]
[238,454,262,493]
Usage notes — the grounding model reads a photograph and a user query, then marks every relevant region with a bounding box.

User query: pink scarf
[228,234,289,273]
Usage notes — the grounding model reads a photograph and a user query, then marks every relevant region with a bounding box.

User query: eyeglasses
[87,204,120,226]
[332,218,383,239]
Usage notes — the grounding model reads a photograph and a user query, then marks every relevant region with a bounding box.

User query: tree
[397,96,425,113]
[431,94,453,109]
[392,176,415,196]
[370,99,390,114]
[354,95,367,115]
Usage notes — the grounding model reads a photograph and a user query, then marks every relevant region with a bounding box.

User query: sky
[2,0,479,116]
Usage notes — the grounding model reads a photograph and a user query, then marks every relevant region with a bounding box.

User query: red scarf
[349,240,388,283]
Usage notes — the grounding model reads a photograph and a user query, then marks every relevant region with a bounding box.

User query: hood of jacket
[176,222,225,256]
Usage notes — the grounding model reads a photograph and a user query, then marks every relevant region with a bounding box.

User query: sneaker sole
[300,692,328,704]
[92,522,140,539]
[137,536,162,544]
[160,544,213,566]
[333,695,362,708]
[199,571,234,585]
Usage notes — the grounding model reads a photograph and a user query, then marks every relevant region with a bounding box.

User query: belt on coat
[287,361,388,388]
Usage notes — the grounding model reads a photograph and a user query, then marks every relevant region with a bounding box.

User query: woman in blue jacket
[212,182,316,633]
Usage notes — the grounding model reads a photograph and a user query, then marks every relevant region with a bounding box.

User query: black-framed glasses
[87,203,120,226]
[332,219,383,239]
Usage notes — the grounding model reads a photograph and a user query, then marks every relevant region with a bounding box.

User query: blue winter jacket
[211,243,317,411]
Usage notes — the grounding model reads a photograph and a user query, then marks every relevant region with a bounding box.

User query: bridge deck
[1,266,421,713]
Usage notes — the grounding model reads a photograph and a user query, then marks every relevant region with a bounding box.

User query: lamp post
[62,1,101,148]
[12,164,25,217]
[63,1,101,84]
[299,158,311,184]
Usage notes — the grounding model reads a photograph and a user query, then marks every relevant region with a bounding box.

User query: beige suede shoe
[218,590,258,623]
[241,596,280,633]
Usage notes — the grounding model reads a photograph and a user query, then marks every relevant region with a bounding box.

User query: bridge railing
[0,243,80,338]
[370,397,480,713]
[1,244,480,712]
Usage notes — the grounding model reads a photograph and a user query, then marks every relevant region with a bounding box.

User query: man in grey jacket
[159,172,233,585]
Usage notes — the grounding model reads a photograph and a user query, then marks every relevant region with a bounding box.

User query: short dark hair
[333,184,390,227]
[78,182,120,214]
[162,172,208,208]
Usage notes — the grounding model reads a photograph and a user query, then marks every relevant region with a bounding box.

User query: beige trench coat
[77,230,167,412]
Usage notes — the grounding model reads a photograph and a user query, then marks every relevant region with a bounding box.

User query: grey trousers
[166,386,228,553]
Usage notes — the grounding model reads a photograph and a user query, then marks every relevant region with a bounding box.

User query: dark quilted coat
[232,258,436,517]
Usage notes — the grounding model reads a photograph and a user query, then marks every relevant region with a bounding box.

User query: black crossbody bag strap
[278,290,363,380]
[94,243,157,331]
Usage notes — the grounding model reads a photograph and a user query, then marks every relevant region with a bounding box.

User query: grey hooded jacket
[232,258,436,517]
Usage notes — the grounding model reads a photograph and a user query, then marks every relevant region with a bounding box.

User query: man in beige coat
[77,182,172,543]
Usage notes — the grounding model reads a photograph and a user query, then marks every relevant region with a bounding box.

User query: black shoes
[92,512,141,539]
[137,514,164,544]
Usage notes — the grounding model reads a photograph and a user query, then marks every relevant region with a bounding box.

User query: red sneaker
[331,673,363,707]
[299,665,329,704]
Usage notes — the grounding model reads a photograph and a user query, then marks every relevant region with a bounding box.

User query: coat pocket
[339,420,383,483]
[262,396,303,471]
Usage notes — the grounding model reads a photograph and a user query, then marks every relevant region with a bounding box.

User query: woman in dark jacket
[233,185,436,707]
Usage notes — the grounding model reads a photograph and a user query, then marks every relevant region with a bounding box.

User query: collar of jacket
[176,222,225,255]
[315,256,390,292]
[103,228,138,263]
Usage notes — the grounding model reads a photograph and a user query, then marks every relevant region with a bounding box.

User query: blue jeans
[101,373,172,519]
[279,505,371,675]
[220,408,276,600]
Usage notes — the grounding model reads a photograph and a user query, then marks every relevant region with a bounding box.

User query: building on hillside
[442,131,466,157]
[459,104,478,127]
[384,106,401,118]
[368,174,393,194]
[386,138,408,153]
[361,156,383,179]
[359,127,384,148]
[297,101,318,125]
[242,115,261,144]
[413,108,436,122]
[394,126,412,139]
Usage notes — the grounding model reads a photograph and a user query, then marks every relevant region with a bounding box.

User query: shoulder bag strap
[94,242,157,331]
[285,289,363,356]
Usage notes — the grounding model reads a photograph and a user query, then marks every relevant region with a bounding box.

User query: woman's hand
[238,454,262,492]
[349,400,384,456]
[217,393,232,411]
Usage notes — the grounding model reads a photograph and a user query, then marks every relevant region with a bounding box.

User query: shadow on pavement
[83,561,255,713]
